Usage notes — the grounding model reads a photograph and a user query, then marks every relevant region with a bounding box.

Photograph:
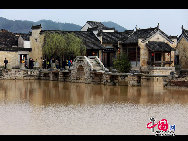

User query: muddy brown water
[0,80,188,135]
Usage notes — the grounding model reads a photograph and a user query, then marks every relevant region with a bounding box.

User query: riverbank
[0,69,131,86]
[1,68,188,89]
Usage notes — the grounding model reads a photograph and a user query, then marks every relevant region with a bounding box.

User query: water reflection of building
[0,80,188,105]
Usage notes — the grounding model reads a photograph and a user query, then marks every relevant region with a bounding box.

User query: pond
[0,80,187,135]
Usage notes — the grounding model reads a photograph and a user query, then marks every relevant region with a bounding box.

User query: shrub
[113,53,131,73]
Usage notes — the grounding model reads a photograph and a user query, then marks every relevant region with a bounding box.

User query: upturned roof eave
[141,29,174,44]
[146,41,175,52]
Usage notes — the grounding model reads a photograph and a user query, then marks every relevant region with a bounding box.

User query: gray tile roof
[0,29,31,51]
[98,30,134,44]
[0,47,32,51]
[14,33,30,41]
[86,21,105,28]
[40,30,105,50]
[146,41,175,52]
[122,27,173,44]
[0,29,18,47]
[86,21,114,30]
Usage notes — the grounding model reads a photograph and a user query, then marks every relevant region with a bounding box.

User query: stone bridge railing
[74,56,94,71]
[84,56,94,71]
[88,56,105,71]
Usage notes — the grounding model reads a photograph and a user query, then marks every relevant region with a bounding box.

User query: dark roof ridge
[177,26,188,42]
[138,26,173,43]
[41,30,92,32]
[136,27,157,31]
[31,24,42,30]
[180,28,188,41]
[86,21,103,24]
[40,30,94,34]
[156,28,173,42]
[121,29,135,42]
[182,28,188,36]
[122,25,174,44]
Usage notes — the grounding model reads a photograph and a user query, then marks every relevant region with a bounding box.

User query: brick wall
[29,30,44,68]
[177,37,188,69]
[0,51,19,68]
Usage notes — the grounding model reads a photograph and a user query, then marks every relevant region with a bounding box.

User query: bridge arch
[71,56,105,83]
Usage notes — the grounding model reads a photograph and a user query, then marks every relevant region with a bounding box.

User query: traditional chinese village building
[29,24,105,68]
[96,30,134,67]
[81,21,115,33]
[0,29,31,68]
[0,21,178,75]
[121,24,177,74]
[177,25,188,70]
[83,21,177,74]
[81,21,134,67]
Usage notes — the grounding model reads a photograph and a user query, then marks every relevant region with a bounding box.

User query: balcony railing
[147,61,173,67]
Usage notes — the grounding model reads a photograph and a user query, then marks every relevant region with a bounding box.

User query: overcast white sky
[0,9,188,36]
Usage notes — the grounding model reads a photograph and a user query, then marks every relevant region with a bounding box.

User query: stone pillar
[128,75,141,86]
[138,39,149,71]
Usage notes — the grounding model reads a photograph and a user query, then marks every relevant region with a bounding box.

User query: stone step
[88,59,102,70]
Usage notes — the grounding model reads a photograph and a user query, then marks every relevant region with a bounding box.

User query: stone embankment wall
[166,74,188,88]
[1,69,177,88]
[1,69,39,80]
[0,69,131,86]
[149,67,175,75]
[127,75,141,86]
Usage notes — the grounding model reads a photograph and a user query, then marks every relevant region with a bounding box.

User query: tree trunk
[60,56,63,69]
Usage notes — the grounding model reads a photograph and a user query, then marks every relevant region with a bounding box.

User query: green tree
[43,32,65,59]
[113,53,131,73]
[42,32,86,61]
[63,33,86,58]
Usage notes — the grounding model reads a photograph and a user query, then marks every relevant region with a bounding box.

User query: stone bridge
[70,56,106,83]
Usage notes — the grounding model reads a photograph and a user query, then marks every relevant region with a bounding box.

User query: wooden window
[155,53,161,61]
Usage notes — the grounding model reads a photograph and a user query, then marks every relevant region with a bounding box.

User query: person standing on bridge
[68,60,71,69]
